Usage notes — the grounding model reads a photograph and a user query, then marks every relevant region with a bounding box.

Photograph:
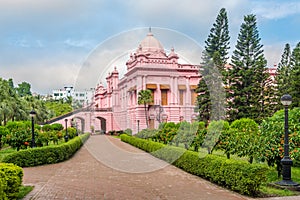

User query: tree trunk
[144,103,148,128]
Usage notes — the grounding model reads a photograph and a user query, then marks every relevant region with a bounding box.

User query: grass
[17,185,34,200]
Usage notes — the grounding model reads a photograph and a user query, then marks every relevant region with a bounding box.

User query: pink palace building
[93,31,201,134]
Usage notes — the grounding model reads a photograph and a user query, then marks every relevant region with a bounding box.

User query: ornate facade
[93,31,201,134]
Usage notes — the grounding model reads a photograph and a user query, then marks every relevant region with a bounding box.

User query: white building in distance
[52,86,94,107]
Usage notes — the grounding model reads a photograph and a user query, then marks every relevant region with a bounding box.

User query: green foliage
[5,121,32,151]
[226,14,273,123]
[63,127,77,140]
[16,82,32,97]
[191,122,207,151]
[205,120,230,155]
[50,123,64,131]
[2,133,90,167]
[0,126,9,149]
[120,134,164,153]
[137,89,153,128]
[156,122,178,144]
[260,108,300,176]
[203,7,230,70]
[229,118,260,163]
[45,101,73,117]
[196,8,230,123]
[124,128,132,136]
[173,121,197,149]
[135,128,157,139]
[290,42,300,108]
[276,43,292,95]
[0,78,50,125]
[121,134,269,196]
[0,163,23,200]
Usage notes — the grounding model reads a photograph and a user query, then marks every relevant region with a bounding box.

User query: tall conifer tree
[275,43,292,109]
[227,14,270,122]
[290,42,300,107]
[196,8,230,122]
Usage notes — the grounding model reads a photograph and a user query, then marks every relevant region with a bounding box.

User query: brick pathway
[22,135,299,200]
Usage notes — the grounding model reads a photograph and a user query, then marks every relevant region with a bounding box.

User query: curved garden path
[22,135,298,200]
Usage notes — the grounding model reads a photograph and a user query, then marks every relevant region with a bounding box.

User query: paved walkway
[22,135,299,200]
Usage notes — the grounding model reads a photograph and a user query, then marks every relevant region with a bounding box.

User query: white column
[186,76,191,105]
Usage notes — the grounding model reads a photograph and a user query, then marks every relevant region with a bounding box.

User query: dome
[138,30,165,53]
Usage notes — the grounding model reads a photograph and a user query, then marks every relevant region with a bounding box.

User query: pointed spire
[147,27,153,36]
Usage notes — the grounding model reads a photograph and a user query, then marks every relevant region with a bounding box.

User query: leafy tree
[16,82,32,97]
[226,14,271,122]
[173,121,197,149]
[229,118,260,163]
[196,8,230,122]
[137,90,153,128]
[191,121,207,152]
[260,108,300,177]
[156,122,178,144]
[203,120,229,154]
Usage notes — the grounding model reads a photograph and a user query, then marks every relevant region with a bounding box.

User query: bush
[120,134,269,196]
[124,128,132,136]
[2,133,90,167]
[0,163,23,200]
[135,129,157,139]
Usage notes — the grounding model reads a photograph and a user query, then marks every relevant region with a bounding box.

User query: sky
[0,0,299,94]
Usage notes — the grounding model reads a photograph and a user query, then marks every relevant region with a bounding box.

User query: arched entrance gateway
[96,117,106,134]
[72,117,85,133]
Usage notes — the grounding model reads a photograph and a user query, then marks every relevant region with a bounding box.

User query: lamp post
[64,119,69,142]
[276,94,298,186]
[137,120,140,133]
[29,110,36,148]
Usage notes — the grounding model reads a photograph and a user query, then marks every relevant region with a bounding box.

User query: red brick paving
[22,135,299,200]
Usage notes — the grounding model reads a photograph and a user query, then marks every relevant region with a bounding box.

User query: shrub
[124,128,132,136]
[120,134,269,196]
[2,133,90,167]
[0,170,7,200]
[0,163,23,200]
[135,128,157,139]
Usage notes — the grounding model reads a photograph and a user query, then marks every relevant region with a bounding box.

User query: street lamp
[29,110,36,148]
[137,120,140,133]
[64,119,69,142]
[276,94,298,186]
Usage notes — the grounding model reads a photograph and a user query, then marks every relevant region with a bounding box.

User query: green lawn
[17,185,34,200]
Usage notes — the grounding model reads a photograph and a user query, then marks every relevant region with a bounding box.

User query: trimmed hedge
[2,133,90,167]
[120,134,269,196]
[0,163,23,200]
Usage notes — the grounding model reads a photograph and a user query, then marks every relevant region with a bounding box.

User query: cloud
[63,39,95,49]
[252,1,300,19]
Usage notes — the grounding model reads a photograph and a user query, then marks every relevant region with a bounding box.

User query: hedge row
[0,163,23,200]
[2,133,90,167]
[120,134,269,196]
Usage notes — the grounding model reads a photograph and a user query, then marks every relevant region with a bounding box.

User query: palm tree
[138,90,153,128]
